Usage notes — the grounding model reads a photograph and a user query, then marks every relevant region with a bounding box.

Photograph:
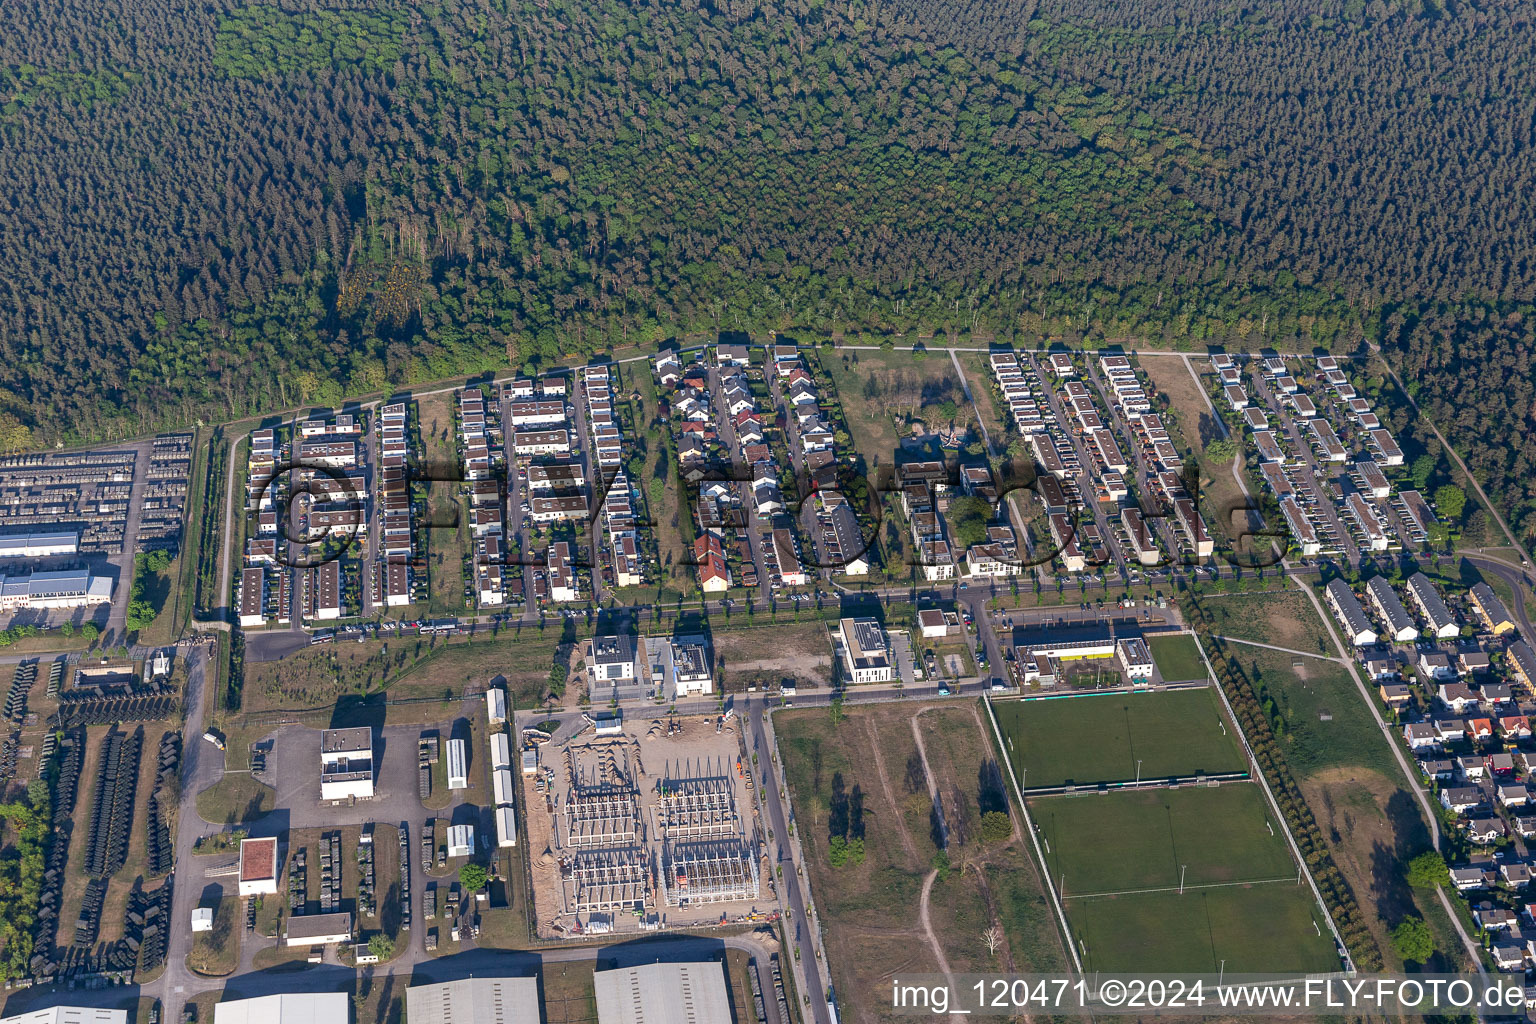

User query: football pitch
[1031,785,1339,973]
[1033,785,1296,896]
[992,686,1247,788]
[1068,883,1341,973]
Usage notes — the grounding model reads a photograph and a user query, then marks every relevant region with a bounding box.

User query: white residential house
[836,617,894,684]
[1421,653,1456,681]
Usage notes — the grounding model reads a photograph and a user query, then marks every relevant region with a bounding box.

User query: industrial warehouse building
[0,530,78,558]
[405,977,541,1024]
[447,823,475,858]
[214,993,350,1024]
[0,1009,126,1024]
[485,686,507,725]
[593,962,732,1024]
[0,569,112,611]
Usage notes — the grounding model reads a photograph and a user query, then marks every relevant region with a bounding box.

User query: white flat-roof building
[594,962,733,1024]
[320,726,374,801]
[405,977,541,1024]
[645,634,714,697]
[0,1007,125,1024]
[0,531,79,559]
[238,836,280,897]
[837,617,894,684]
[447,738,468,790]
[590,634,639,685]
[0,1009,126,1024]
[214,994,349,1024]
[447,823,475,858]
[282,911,353,948]
[1117,637,1155,681]
[191,906,214,932]
[0,569,113,611]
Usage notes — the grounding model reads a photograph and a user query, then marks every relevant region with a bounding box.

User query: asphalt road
[747,699,833,1024]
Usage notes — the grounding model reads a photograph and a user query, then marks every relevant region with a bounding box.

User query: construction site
[521,711,771,938]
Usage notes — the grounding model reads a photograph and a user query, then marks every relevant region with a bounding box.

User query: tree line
[0,0,1532,538]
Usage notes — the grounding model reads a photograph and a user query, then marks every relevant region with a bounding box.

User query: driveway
[889,631,918,685]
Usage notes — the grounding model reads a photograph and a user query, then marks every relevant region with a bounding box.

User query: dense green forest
[1,0,1534,535]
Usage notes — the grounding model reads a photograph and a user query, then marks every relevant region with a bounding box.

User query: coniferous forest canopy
[2,0,1536,534]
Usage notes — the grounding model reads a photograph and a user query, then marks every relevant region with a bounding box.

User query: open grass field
[634,369,693,595]
[196,773,275,826]
[1195,588,1332,656]
[778,700,1068,1024]
[954,349,1008,448]
[131,554,183,647]
[388,628,566,706]
[0,631,93,655]
[416,390,470,615]
[473,839,534,950]
[1138,354,1218,455]
[242,628,563,716]
[821,348,968,473]
[1148,632,1209,681]
[1204,633,1452,970]
[992,686,1246,788]
[187,889,240,977]
[1070,882,1340,974]
[1299,765,1465,971]
[540,959,599,1024]
[1138,355,1269,551]
[1214,641,1394,780]
[713,620,832,691]
[1032,784,1295,896]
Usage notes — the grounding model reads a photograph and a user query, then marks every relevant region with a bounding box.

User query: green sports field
[993,686,1247,788]
[1032,785,1296,896]
[1069,883,1341,973]
[1031,784,1340,973]
[1149,633,1209,681]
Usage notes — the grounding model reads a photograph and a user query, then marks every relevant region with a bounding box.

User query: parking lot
[0,436,191,641]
